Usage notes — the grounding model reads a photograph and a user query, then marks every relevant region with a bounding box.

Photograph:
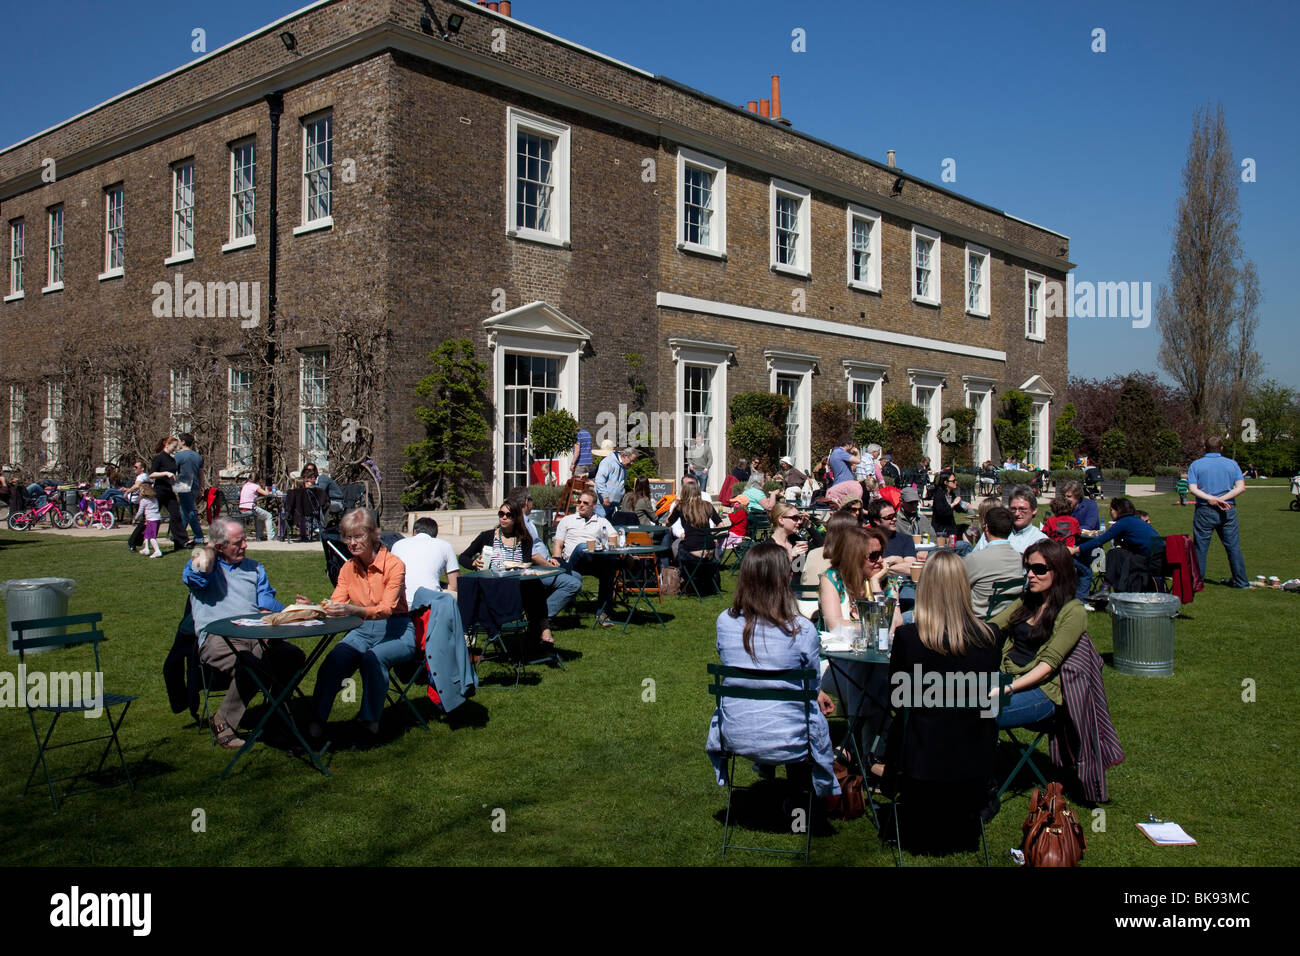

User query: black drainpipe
[260,92,283,480]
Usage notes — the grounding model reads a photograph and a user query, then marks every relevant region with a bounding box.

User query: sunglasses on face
[498,510,512,518]
[1025,563,1051,576]
[867,550,883,561]
[879,512,896,520]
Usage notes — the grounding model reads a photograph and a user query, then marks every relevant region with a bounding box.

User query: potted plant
[528,408,579,485]
[1101,468,1130,497]
[1153,466,1180,494]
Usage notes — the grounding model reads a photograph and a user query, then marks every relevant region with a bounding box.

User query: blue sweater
[1076,515,1161,558]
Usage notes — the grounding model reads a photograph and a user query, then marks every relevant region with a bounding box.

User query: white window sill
[848,279,881,294]
[222,235,257,253]
[98,267,124,282]
[966,308,990,319]
[771,262,810,279]
[293,217,333,236]
[507,228,569,249]
[164,250,194,267]
[1025,333,1046,343]
[41,281,64,294]
[677,241,726,260]
[3,291,24,303]
[911,294,941,307]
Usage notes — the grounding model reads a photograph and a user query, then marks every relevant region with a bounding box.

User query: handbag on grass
[829,759,866,820]
[659,566,681,597]
[1021,781,1086,866]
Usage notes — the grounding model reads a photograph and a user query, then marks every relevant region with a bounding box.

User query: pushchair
[1290,474,1300,512]
[1083,465,1103,499]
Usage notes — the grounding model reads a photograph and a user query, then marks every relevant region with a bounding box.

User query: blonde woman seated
[769,501,810,567]
[882,550,1001,854]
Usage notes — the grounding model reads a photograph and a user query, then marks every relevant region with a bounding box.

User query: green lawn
[1,488,1297,866]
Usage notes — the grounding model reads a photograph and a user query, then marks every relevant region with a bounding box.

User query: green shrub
[403,339,490,510]
[812,400,856,462]
[624,451,660,492]
[529,483,563,511]
[1153,466,1181,477]
[1102,468,1131,481]
[729,392,790,466]
[1100,428,1127,468]
[1050,468,1084,484]
[853,417,889,450]
[954,473,977,494]
[1000,470,1033,487]
[528,408,579,462]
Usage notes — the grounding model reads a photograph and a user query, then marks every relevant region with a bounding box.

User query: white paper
[1137,821,1197,845]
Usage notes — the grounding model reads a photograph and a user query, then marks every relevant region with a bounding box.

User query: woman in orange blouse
[309,508,418,745]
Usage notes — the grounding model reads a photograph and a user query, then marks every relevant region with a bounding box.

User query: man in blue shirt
[182,517,307,747]
[828,440,859,485]
[1186,435,1248,588]
[594,447,635,518]
[174,432,206,546]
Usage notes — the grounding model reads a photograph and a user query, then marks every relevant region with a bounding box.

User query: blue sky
[3,0,1296,390]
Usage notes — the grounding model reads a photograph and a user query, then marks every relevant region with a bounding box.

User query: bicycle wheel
[74,511,92,528]
[97,511,117,530]
[52,507,75,529]
[7,511,32,531]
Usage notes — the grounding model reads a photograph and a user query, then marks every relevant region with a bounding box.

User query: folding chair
[387,606,435,731]
[707,663,820,863]
[219,484,259,535]
[13,613,137,812]
[983,578,1025,621]
[679,550,721,601]
[613,532,668,632]
[791,581,822,626]
[995,721,1054,801]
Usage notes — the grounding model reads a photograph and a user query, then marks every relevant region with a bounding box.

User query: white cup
[481,546,495,568]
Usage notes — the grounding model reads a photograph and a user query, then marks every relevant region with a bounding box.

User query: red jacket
[1164,534,1202,604]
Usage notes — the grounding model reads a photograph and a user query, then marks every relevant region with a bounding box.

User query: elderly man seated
[183,517,308,749]
[309,508,418,747]
[973,484,1048,555]
[894,486,936,539]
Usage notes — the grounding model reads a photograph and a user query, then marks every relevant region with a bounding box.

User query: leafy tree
[1100,428,1127,469]
[1156,103,1260,426]
[624,451,660,492]
[1154,429,1184,468]
[882,400,929,468]
[402,339,490,509]
[1115,377,1171,474]
[853,416,889,451]
[993,390,1033,462]
[812,400,855,462]
[1243,379,1297,447]
[728,392,790,465]
[1051,402,1083,468]
[528,408,578,463]
[940,406,977,468]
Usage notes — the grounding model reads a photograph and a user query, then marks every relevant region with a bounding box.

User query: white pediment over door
[483,301,593,351]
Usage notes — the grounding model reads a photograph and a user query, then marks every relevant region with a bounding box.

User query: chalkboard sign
[647,478,676,503]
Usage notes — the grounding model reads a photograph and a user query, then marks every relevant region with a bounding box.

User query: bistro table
[458,566,566,682]
[820,637,891,826]
[592,541,671,632]
[205,612,363,779]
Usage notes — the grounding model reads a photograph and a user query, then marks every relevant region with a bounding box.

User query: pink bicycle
[7,495,76,531]
[74,487,118,530]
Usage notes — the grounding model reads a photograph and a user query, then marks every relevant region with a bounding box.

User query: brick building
[0,0,1072,509]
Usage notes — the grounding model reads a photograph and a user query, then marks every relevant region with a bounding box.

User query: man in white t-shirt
[391,517,460,604]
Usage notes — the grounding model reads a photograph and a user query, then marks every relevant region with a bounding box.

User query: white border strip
[656,292,1006,363]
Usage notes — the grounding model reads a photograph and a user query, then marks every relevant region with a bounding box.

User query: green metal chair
[13,612,137,812]
[679,550,721,601]
[707,663,821,863]
[983,577,1025,620]
[791,581,822,628]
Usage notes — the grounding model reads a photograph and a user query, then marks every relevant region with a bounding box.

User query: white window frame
[100,185,125,280]
[846,204,881,292]
[170,368,193,435]
[165,161,195,265]
[1025,271,1046,341]
[225,139,257,251]
[506,108,570,248]
[769,179,811,277]
[671,339,733,496]
[844,361,888,423]
[43,382,63,468]
[44,206,64,293]
[492,343,578,502]
[766,351,817,472]
[297,112,333,235]
[911,225,941,306]
[299,349,329,467]
[908,369,947,471]
[962,376,995,467]
[676,148,726,258]
[6,219,23,301]
[228,366,254,471]
[965,243,990,317]
[9,385,24,464]
[103,374,123,463]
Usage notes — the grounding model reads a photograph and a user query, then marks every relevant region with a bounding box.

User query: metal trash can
[2,578,77,655]
[1108,592,1180,676]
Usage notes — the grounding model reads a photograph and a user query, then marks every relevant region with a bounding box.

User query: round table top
[461,566,565,581]
[206,613,364,640]
[819,644,890,665]
[590,544,663,557]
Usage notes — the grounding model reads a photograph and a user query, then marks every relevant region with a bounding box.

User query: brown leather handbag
[1021,781,1086,866]
[829,760,866,819]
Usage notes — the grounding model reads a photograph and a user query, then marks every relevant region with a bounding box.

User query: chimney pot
[759,99,770,117]
[747,100,758,114]
[487,1,499,10]
[501,0,512,15]
[887,149,896,168]
[770,75,781,118]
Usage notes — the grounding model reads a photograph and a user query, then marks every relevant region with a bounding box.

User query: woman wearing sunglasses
[987,539,1085,728]
[459,500,560,645]
[769,500,811,566]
